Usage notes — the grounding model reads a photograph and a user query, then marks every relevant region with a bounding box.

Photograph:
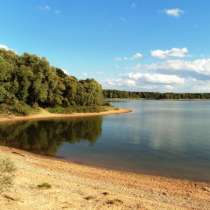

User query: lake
[1,100,210,182]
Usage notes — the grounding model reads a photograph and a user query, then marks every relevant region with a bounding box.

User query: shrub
[0,158,16,194]
[103,102,111,106]
[12,101,32,115]
[48,105,108,114]
[37,182,51,189]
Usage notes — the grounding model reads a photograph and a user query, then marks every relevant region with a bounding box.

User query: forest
[104,89,210,100]
[1,47,210,116]
[0,49,104,114]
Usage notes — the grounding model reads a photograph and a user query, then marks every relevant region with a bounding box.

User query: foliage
[0,157,16,194]
[0,49,104,109]
[48,105,108,114]
[0,102,38,116]
[104,89,210,100]
[37,182,51,189]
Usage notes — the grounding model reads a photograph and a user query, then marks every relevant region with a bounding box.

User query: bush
[12,101,32,115]
[48,105,108,114]
[103,102,111,106]
[37,182,51,189]
[0,102,32,116]
[32,103,39,109]
[0,158,16,194]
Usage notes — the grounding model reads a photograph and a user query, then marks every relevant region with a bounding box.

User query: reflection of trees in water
[0,117,102,155]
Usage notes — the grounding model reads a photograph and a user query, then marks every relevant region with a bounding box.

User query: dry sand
[0,146,210,210]
[0,108,131,123]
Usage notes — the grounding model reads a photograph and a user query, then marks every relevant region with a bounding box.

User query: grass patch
[0,102,40,116]
[37,182,51,189]
[0,102,115,117]
[48,105,112,114]
[0,157,16,194]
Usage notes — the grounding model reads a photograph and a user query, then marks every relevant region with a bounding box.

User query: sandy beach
[0,108,131,123]
[0,146,210,210]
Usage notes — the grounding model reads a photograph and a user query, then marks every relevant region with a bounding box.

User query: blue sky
[1,0,210,92]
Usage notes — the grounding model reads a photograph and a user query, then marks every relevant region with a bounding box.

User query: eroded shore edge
[0,108,131,123]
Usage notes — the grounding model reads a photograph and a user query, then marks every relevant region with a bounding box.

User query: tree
[0,49,104,108]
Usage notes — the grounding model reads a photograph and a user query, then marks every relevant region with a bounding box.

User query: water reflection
[1,101,210,181]
[0,117,102,155]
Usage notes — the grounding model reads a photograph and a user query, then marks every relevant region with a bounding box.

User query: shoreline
[0,108,131,123]
[108,98,210,101]
[0,146,210,209]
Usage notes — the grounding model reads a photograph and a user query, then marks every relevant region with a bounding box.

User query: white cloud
[0,44,10,51]
[39,5,61,15]
[164,8,184,17]
[131,53,143,60]
[104,72,185,91]
[128,72,185,85]
[106,78,136,87]
[146,59,210,76]
[0,44,16,52]
[115,52,143,61]
[151,48,188,59]
[115,57,127,61]
[61,68,69,75]
[39,5,51,11]
[81,72,88,78]
[104,57,210,92]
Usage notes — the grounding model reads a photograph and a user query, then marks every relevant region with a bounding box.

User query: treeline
[0,49,104,108]
[103,89,210,100]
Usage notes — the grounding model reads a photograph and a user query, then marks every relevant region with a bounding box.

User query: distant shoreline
[107,98,210,101]
[0,108,131,123]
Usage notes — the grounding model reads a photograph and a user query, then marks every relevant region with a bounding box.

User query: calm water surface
[1,100,210,181]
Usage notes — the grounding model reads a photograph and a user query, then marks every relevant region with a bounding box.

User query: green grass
[0,102,114,117]
[0,102,40,116]
[37,182,51,189]
[47,105,112,114]
[0,157,16,194]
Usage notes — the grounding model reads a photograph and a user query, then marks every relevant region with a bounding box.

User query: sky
[1,0,210,92]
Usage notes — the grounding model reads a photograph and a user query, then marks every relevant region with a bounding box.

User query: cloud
[39,5,61,15]
[0,44,16,52]
[164,8,184,17]
[115,52,143,61]
[128,72,185,85]
[0,44,10,51]
[61,68,69,75]
[106,78,136,87]
[39,5,51,11]
[131,53,143,60]
[153,59,210,76]
[104,73,185,92]
[104,57,210,92]
[130,2,136,9]
[151,48,189,59]
[55,10,62,15]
